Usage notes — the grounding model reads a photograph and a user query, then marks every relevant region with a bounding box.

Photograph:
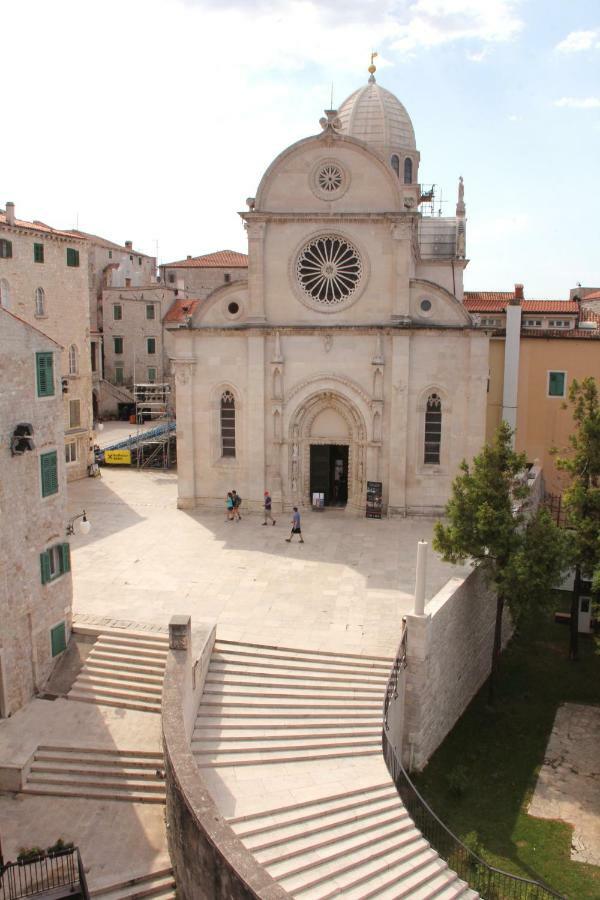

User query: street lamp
[66,510,91,536]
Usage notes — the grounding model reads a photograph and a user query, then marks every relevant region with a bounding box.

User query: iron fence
[0,848,88,900]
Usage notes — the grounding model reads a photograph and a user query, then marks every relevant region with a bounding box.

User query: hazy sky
[3,0,599,295]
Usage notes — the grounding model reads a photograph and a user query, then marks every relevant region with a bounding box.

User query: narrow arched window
[69,344,78,376]
[35,287,45,316]
[221,390,236,457]
[424,393,442,464]
[0,278,10,309]
[391,154,400,177]
[404,157,413,184]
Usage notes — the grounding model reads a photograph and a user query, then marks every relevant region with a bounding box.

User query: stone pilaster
[390,220,414,322]
[246,334,266,504]
[172,355,197,509]
[387,333,410,514]
[245,219,266,323]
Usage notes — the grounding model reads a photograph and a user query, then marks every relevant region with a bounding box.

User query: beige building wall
[0,310,72,716]
[160,263,246,298]
[102,286,175,390]
[485,333,600,493]
[0,217,93,480]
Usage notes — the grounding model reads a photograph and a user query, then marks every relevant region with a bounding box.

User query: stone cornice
[173,322,479,337]
[239,212,419,226]
[0,223,87,245]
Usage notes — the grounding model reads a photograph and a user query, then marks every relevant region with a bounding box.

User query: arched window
[68,344,78,376]
[35,287,45,317]
[391,154,400,177]
[404,157,413,184]
[0,278,10,309]
[220,390,236,457]
[424,393,442,464]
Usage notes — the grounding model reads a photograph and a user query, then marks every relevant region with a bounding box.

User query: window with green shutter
[51,622,67,657]
[40,451,58,497]
[146,304,155,320]
[34,243,44,263]
[148,367,157,383]
[147,337,156,354]
[0,239,12,258]
[66,248,80,267]
[115,367,124,385]
[548,371,566,397]
[113,304,122,321]
[40,543,70,584]
[114,336,123,355]
[36,352,55,397]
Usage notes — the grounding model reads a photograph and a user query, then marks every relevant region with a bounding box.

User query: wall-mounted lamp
[66,510,91,536]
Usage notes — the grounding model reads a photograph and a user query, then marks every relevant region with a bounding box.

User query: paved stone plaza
[67,467,470,657]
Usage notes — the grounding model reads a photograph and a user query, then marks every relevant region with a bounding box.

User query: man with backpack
[231,490,242,521]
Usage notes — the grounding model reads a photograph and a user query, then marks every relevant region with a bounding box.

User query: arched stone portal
[287,391,366,511]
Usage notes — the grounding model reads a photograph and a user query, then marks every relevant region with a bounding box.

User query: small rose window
[317,163,343,193]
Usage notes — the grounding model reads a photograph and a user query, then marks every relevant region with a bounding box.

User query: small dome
[337,78,416,154]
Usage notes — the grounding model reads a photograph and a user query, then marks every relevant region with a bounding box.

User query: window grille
[68,344,78,375]
[35,287,45,316]
[404,157,413,184]
[424,393,442,464]
[221,390,236,458]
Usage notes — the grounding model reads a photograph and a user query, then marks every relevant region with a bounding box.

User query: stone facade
[173,74,488,516]
[159,251,247,299]
[0,206,93,481]
[0,309,72,716]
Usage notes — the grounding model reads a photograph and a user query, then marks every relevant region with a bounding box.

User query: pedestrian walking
[262,490,276,526]
[285,506,304,543]
[226,492,234,521]
[232,490,242,521]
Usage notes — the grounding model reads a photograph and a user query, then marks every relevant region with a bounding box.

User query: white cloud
[467,49,488,61]
[391,0,523,52]
[554,97,600,109]
[507,114,522,121]
[556,29,600,53]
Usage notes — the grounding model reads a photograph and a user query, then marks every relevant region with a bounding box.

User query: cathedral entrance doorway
[309,444,349,507]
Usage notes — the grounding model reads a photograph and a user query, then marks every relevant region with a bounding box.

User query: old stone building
[0,308,72,716]
[0,204,93,481]
[172,68,489,515]
[160,250,248,297]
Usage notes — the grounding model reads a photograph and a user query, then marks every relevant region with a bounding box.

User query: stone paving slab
[66,468,470,659]
[529,702,600,866]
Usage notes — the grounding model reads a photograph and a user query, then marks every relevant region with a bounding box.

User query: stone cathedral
[173,66,489,515]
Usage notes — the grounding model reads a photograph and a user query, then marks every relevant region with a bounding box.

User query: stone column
[245,219,267,323]
[246,334,266,507]
[390,221,414,322]
[387,333,410,514]
[172,354,196,510]
[414,541,428,616]
[502,290,522,444]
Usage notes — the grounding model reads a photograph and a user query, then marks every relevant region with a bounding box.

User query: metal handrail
[0,847,89,900]
[382,638,565,899]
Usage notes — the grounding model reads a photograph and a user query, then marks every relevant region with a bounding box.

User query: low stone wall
[402,567,513,771]
[162,616,289,900]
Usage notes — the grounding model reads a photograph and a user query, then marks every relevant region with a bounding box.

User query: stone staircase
[68,629,168,714]
[21,745,166,804]
[228,784,475,899]
[195,639,478,898]
[193,639,389,766]
[90,867,175,900]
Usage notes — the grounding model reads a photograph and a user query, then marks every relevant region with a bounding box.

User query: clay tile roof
[163,299,201,324]
[162,250,248,269]
[0,211,79,240]
[464,294,578,314]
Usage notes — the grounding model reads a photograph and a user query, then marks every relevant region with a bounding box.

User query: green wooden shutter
[40,551,51,584]
[36,352,55,397]
[60,543,71,573]
[41,451,58,497]
[51,622,67,657]
[34,243,44,263]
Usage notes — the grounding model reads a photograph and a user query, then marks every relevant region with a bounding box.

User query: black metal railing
[382,643,565,899]
[0,848,89,900]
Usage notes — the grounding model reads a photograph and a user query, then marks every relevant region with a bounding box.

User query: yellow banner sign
[104,449,132,465]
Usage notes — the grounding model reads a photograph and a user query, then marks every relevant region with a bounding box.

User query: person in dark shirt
[263,490,276,526]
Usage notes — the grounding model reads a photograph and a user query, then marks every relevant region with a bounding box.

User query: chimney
[125,240,133,250]
[5,202,15,226]
[187,255,192,260]
[512,283,524,304]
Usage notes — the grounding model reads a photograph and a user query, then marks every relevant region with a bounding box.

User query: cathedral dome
[337,76,416,154]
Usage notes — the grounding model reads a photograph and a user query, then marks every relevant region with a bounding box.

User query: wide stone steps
[194,640,389,768]
[22,746,166,804]
[229,782,474,899]
[89,867,175,900]
[67,631,167,714]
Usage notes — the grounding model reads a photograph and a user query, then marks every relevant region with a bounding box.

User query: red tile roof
[162,250,248,269]
[464,295,578,314]
[0,211,80,240]
[163,299,201,324]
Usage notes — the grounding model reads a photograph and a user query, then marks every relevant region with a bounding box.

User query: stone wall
[0,309,72,715]
[402,567,513,771]
[162,616,289,900]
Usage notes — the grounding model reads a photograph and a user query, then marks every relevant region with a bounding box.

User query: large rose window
[296,235,362,305]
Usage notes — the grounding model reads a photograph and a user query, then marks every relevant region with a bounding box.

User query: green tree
[556,377,600,660]
[434,422,570,702]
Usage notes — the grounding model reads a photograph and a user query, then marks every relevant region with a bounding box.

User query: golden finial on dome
[368,51,378,82]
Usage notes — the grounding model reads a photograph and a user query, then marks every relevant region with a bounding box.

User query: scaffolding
[134,383,176,469]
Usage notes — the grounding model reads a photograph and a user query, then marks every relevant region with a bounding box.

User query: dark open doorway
[309,444,349,507]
